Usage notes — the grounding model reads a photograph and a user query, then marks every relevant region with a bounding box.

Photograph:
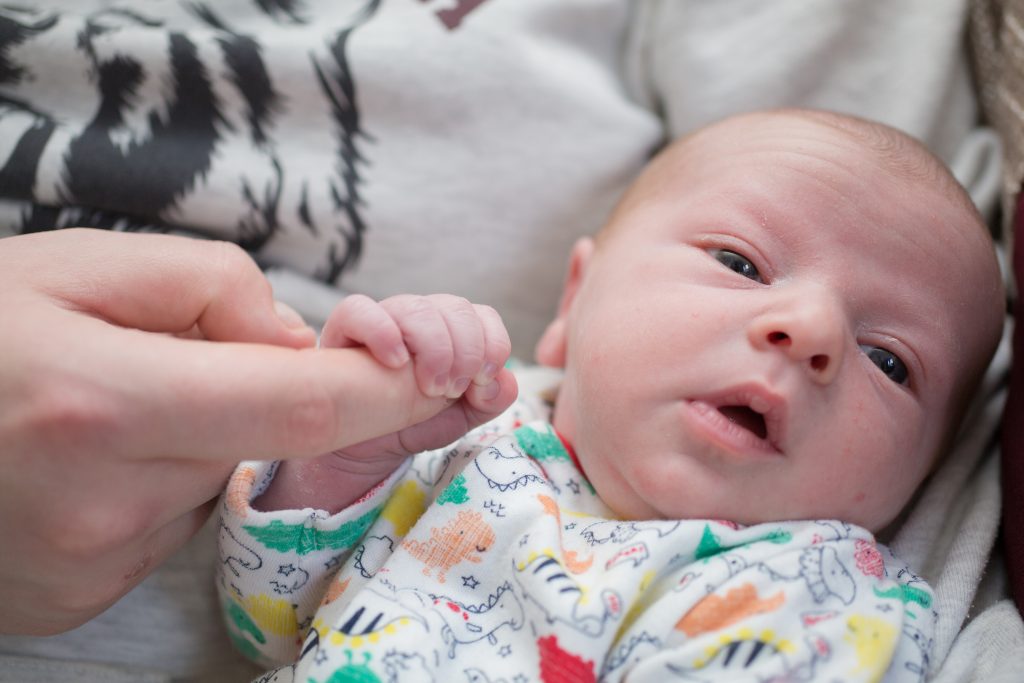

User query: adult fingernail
[274,301,307,329]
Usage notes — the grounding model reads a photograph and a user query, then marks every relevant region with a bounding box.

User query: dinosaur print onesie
[217,398,936,682]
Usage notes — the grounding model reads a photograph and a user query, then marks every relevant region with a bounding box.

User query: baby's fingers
[321,294,409,368]
[380,295,459,397]
[433,295,490,398]
[473,304,512,387]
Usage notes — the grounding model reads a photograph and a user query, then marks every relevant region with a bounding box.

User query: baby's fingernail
[478,378,501,401]
[451,377,471,396]
[274,301,307,330]
[431,374,449,396]
[474,362,499,385]
[389,346,410,367]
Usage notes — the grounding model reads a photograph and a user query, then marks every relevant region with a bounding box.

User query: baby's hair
[784,108,983,226]
[601,108,984,245]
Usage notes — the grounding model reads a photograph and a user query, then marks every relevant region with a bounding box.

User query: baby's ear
[535,237,594,367]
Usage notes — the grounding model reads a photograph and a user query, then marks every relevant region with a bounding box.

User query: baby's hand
[321,293,509,399]
[251,294,517,514]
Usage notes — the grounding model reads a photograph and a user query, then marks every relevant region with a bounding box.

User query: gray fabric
[0,655,170,683]
[0,519,262,683]
[932,601,1024,682]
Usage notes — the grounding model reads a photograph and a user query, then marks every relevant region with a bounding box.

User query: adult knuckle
[26,381,120,449]
[209,241,264,293]
[47,500,145,562]
[210,240,255,274]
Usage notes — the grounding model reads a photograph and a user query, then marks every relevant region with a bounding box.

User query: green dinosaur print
[696,524,725,560]
[244,506,381,555]
[515,424,570,462]
[761,529,793,545]
[696,524,793,561]
[224,599,265,644]
[515,423,596,494]
[312,651,382,683]
[227,629,264,662]
[437,473,470,505]
[873,584,933,609]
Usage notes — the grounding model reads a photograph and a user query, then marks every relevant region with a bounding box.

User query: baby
[217,109,1003,682]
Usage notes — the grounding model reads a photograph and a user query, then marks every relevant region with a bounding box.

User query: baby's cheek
[621,454,705,520]
[839,479,907,532]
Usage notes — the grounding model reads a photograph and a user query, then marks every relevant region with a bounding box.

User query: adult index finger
[8,229,316,348]
[92,326,454,462]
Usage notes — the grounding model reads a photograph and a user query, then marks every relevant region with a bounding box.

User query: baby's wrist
[252,453,405,514]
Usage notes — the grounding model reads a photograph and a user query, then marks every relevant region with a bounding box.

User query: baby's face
[541,114,1002,531]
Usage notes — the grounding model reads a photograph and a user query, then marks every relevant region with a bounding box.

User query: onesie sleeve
[215,395,547,669]
[215,459,410,668]
[610,533,935,683]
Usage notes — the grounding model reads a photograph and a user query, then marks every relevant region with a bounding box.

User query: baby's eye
[860,345,909,385]
[712,249,763,283]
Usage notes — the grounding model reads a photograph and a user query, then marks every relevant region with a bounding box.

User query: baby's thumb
[462,368,519,425]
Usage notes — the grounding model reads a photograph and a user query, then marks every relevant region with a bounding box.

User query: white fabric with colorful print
[217,399,935,682]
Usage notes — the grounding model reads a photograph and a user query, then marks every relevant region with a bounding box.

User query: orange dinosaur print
[226,466,257,516]
[401,510,495,583]
[537,494,594,574]
[321,576,351,606]
[675,583,785,637]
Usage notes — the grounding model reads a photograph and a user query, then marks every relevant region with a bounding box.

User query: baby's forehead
[659,112,983,241]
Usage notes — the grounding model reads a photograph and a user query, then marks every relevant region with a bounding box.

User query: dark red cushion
[1003,190,1024,613]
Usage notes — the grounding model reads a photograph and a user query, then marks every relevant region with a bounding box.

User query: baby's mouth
[717,405,768,439]
[682,386,785,456]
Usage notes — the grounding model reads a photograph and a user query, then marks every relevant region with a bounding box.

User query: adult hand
[0,229,474,635]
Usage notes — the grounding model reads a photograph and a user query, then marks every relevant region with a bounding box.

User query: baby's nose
[749,297,845,385]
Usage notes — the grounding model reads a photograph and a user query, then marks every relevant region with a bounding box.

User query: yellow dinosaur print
[312,616,421,650]
[616,570,658,637]
[845,614,898,683]
[243,593,298,637]
[380,481,427,537]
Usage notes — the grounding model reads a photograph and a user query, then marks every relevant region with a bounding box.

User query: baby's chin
[604,494,897,534]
